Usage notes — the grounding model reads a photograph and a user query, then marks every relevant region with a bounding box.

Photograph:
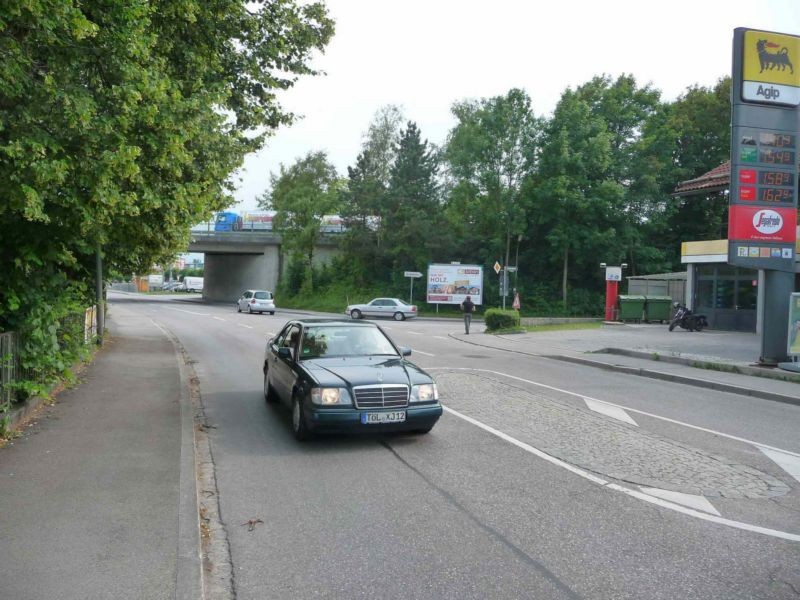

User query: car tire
[393,312,405,321]
[237,304,241,313]
[248,305,253,314]
[350,309,362,320]
[263,370,277,404]
[291,395,312,441]
[270,311,275,315]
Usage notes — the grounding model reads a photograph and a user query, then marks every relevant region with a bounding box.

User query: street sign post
[404,271,423,304]
[730,27,799,364]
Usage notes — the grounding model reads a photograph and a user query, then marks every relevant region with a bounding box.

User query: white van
[183,276,204,293]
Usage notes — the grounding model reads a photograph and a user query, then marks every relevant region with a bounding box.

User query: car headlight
[410,383,438,403]
[310,387,352,406]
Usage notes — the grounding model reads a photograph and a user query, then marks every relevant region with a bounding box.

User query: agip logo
[752,209,783,235]
[742,30,800,106]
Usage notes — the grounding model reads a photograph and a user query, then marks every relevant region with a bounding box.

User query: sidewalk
[0,308,199,600]
[453,323,800,405]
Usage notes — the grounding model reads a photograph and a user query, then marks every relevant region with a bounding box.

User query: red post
[605,280,619,321]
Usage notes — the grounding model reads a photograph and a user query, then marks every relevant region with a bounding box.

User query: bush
[484,308,520,331]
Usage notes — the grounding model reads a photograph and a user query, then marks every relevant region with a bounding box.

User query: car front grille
[353,384,409,409]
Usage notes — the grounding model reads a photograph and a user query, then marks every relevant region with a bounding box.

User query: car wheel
[270,311,275,315]
[237,304,241,313]
[263,370,277,404]
[291,395,312,441]
[248,305,253,314]
[393,312,405,321]
[350,309,362,320]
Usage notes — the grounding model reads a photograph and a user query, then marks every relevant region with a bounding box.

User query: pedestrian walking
[461,295,475,334]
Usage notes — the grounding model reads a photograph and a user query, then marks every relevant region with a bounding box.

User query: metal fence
[0,306,97,409]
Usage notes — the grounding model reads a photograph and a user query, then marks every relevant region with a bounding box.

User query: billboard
[427,264,483,305]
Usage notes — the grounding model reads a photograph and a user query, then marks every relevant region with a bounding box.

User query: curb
[446,333,800,407]
[546,354,800,407]
[596,347,800,384]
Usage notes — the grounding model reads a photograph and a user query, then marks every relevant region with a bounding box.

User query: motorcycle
[668,302,708,332]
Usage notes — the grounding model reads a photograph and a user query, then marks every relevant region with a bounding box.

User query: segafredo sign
[729,205,797,243]
[753,209,783,235]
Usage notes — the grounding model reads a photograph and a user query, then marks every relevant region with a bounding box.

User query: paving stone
[437,370,790,499]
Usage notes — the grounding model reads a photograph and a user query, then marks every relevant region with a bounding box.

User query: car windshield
[300,326,398,359]
[254,291,272,300]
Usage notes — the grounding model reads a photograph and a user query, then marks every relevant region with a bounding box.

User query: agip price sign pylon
[730,28,800,363]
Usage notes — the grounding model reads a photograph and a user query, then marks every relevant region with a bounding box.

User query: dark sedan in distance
[263,319,442,440]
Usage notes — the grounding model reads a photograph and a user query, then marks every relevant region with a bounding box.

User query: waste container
[645,296,673,323]
[618,295,646,322]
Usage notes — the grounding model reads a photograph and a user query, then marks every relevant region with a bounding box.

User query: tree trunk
[562,245,568,311]
[504,225,511,308]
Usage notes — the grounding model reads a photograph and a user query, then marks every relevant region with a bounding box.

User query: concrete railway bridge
[187,231,339,302]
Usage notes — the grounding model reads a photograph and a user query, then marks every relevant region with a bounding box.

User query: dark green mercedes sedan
[263,318,442,440]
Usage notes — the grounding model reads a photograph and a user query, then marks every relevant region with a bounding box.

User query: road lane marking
[412,349,435,357]
[428,367,800,459]
[639,488,720,516]
[434,336,448,340]
[758,447,800,484]
[165,307,210,316]
[406,331,423,335]
[443,405,800,542]
[213,317,227,322]
[584,398,638,426]
[237,324,253,330]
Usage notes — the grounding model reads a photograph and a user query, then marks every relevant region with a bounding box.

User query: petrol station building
[674,160,800,333]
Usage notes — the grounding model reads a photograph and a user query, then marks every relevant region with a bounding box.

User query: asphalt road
[118,293,800,599]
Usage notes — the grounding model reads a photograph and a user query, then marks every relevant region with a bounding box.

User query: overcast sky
[230,0,800,211]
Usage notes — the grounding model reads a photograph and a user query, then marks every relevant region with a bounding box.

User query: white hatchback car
[237,290,276,315]
[345,298,417,321]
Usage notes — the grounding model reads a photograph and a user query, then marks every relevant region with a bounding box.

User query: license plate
[361,411,406,424]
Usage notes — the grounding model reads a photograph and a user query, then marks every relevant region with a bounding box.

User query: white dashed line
[758,447,800,484]
[411,349,435,357]
[434,336,448,340]
[165,307,210,316]
[584,398,638,426]
[639,488,720,516]
[213,317,227,322]
[406,331,423,335]
[237,324,253,330]
[442,405,800,542]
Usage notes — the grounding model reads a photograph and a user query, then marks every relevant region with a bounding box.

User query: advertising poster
[789,293,800,356]
[427,264,483,305]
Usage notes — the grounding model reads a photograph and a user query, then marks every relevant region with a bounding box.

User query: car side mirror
[400,346,412,357]
[278,347,293,360]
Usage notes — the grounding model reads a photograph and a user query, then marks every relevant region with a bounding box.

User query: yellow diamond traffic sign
[493,261,502,274]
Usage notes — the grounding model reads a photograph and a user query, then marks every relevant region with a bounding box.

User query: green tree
[534,88,617,309]
[383,122,444,275]
[445,89,542,279]
[262,152,341,292]
[574,75,665,275]
[636,77,731,267]
[0,0,333,382]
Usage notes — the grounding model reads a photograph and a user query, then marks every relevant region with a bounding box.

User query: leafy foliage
[484,309,520,331]
[0,1,334,387]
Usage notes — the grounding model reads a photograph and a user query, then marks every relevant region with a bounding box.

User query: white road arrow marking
[584,398,638,426]
[758,446,800,484]
[639,487,721,516]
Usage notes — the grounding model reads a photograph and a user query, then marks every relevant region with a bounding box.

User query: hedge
[484,308,520,331]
